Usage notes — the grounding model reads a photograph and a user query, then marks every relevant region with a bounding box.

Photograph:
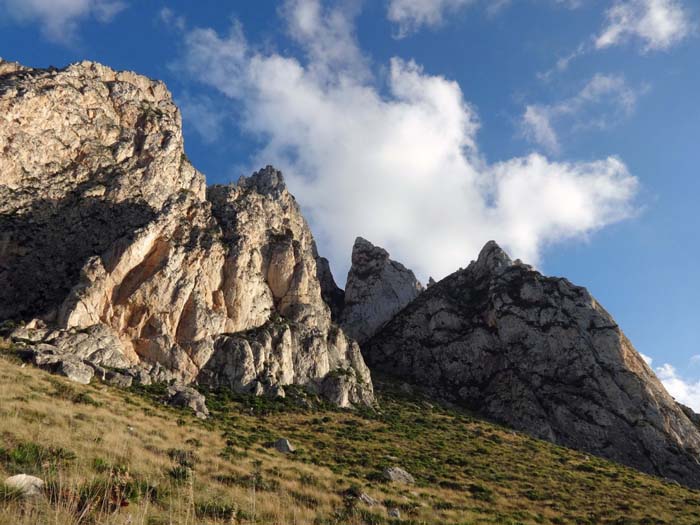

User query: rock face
[340,238,423,343]
[365,241,700,487]
[0,59,373,406]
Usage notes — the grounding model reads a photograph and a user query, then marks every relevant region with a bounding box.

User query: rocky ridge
[0,58,373,407]
[363,241,700,486]
[3,57,700,488]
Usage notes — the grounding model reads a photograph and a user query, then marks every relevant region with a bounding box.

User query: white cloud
[159,7,185,32]
[641,353,653,365]
[522,105,560,154]
[540,0,693,80]
[656,363,700,412]
[177,94,227,144]
[387,0,475,36]
[522,73,644,154]
[596,0,693,52]
[0,0,126,44]
[174,0,637,281]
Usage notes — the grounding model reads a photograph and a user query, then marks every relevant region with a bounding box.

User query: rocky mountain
[3,57,700,489]
[339,237,423,343]
[363,241,700,486]
[0,58,373,406]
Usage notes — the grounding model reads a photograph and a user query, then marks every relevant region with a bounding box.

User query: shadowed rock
[365,241,700,487]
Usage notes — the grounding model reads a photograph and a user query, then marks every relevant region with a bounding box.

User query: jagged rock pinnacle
[340,237,423,343]
[237,165,287,198]
[472,240,513,276]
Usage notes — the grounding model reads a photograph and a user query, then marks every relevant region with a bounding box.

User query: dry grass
[1,340,700,524]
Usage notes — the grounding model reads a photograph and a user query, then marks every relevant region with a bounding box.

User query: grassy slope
[1,341,699,525]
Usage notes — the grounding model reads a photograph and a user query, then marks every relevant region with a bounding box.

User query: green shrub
[468,482,494,502]
[167,466,191,483]
[167,448,198,468]
[0,441,76,474]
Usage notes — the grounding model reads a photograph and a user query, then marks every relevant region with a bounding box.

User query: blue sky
[1,0,699,406]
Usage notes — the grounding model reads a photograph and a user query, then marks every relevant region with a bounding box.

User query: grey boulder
[166,384,209,419]
[273,438,295,454]
[382,466,415,484]
[4,474,45,498]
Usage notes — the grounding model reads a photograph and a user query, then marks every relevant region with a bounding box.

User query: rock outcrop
[340,238,423,343]
[0,59,373,406]
[365,241,700,487]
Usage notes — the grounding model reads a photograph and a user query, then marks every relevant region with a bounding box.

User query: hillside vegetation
[1,340,699,525]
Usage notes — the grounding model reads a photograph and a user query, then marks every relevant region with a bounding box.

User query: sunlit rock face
[0,59,373,406]
[365,241,700,487]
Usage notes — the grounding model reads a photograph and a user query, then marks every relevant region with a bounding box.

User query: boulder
[359,492,378,506]
[382,466,415,484]
[4,474,45,498]
[166,384,209,419]
[273,438,295,454]
[33,353,94,384]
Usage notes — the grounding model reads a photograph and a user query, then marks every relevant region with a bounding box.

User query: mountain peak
[341,237,422,343]
[237,165,287,197]
[473,240,513,275]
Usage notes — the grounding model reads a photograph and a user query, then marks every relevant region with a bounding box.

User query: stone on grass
[382,466,415,484]
[4,474,45,497]
[33,353,94,384]
[274,438,295,454]
[166,384,209,419]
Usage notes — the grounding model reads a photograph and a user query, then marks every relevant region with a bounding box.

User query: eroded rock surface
[0,59,373,406]
[340,237,422,343]
[365,241,700,487]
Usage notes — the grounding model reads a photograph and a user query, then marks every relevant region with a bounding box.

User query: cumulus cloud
[522,73,644,154]
[656,363,700,412]
[387,0,475,36]
[0,0,126,44]
[173,0,637,281]
[596,0,693,52]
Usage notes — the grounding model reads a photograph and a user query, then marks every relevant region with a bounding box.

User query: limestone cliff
[0,59,373,406]
[364,241,700,486]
